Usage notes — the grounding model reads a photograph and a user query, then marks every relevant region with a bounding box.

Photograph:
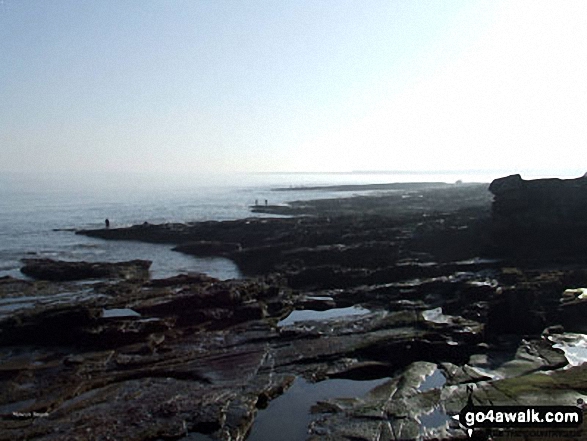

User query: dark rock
[296,295,337,311]
[326,361,394,381]
[173,240,241,256]
[485,287,548,336]
[147,273,218,287]
[559,295,587,333]
[233,301,267,321]
[0,306,99,346]
[489,174,587,259]
[0,276,33,295]
[542,324,565,335]
[20,258,151,281]
[489,174,587,226]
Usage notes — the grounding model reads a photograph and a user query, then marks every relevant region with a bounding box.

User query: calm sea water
[0,170,560,281]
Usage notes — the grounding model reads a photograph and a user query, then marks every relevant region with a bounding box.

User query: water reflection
[550,333,587,367]
[247,376,389,441]
[419,406,451,433]
[101,308,141,318]
[278,306,370,327]
[418,369,446,392]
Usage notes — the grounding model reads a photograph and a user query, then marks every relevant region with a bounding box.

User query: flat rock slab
[20,259,152,281]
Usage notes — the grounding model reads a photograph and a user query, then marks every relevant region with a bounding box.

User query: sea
[0,170,579,281]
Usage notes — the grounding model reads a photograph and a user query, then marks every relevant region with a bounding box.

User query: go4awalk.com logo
[453,390,584,438]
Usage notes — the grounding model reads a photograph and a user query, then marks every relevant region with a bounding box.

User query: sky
[1,0,587,180]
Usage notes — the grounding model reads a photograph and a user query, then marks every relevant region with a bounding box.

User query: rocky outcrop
[489,174,587,259]
[20,258,152,281]
[79,184,493,277]
[490,174,587,227]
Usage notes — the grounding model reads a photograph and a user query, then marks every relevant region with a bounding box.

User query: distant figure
[265,199,268,206]
[105,218,110,228]
[255,199,258,206]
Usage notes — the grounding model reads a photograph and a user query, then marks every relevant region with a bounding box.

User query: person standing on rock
[105,219,110,228]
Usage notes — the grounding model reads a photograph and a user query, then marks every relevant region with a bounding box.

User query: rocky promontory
[1,180,586,440]
[490,174,587,260]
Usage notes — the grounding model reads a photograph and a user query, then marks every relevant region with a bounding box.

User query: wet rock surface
[2,182,587,440]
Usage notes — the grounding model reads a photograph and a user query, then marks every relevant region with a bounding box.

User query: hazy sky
[1,1,586,177]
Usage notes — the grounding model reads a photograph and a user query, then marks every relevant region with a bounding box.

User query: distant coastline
[250,168,585,177]
[272,181,455,192]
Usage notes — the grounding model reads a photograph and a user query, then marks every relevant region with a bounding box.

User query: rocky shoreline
[1,179,587,440]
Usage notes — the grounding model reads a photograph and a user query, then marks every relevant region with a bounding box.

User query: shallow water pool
[246,376,390,441]
[277,306,370,327]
